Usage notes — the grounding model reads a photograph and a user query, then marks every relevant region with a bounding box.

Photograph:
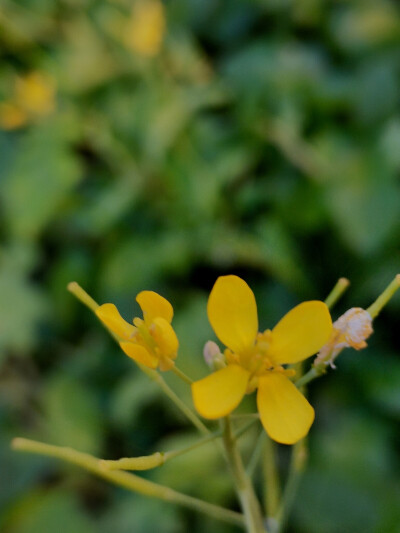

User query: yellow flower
[0,102,28,130]
[191,275,333,444]
[0,72,56,131]
[15,72,55,116]
[124,0,165,57]
[96,291,178,371]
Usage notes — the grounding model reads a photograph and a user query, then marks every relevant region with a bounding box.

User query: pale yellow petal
[269,301,332,364]
[120,342,158,369]
[136,290,173,325]
[191,365,250,419]
[207,275,258,354]
[257,373,314,444]
[96,303,136,341]
[152,317,179,358]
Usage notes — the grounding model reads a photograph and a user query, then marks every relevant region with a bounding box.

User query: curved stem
[12,438,245,528]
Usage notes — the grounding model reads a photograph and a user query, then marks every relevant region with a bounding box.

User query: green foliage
[1,0,400,531]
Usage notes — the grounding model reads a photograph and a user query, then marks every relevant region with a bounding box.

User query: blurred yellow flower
[0,72,56,130]
[124,0,165,57]
[192,275,332,444]
[96,291,178,371]
[0,102,28,130]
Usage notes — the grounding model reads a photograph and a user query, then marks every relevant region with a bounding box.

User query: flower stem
[367,274,400,319]
[102,419,257,471]
[324,278,350,309]
[263,436,280,520]
[67,281,99,312]
[67,281,209,435]
[294,366,322,389]
[246,430,266,479]
[141,366,209,435]
[171,365,193,384]
[222,416,267,533]
[276,439,307,533]
[12,438,245,528]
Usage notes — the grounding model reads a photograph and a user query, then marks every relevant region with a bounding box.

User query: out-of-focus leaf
[99,232,191,295]
[110,370,160,430]
[1,115,82,240]
[41,375,103,455]
[98,494,183,533]
[3,489,95,533]
[0,245,48,356]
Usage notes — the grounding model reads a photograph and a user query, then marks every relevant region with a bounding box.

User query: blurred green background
[1,0,400,532]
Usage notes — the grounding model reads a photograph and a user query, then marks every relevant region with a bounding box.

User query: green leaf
[2,116,82,240]
[41,375,103,455]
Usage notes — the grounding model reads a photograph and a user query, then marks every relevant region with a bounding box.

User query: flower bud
[203,341,225,370]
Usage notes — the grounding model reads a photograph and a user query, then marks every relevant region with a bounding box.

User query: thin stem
[294,367,321,389]
[367,274,400,319]
[276,439,307,533]
[222,416,266,533]
[263,436,280,519]
[324,278,350,309]
[232,414,260,421]
[12,438,245,529]
[171,365,193,384]
[247,430,266,479]
[101,418,258,471]
[68,281,209,435]
[67,282,99,313]
[142,367,209,435]
[297,274,400,390]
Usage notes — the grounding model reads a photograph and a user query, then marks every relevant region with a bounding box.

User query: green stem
[171,365,193,384]
[68,281,209,435]
[276,439,307,533]
[103,419,258,471]
[324,278,350,309]
[67,282,99,312]
[222,417,266,533]
[247,430,266,479]
[12,438,244,528]
[367,274,400,319]
[263,436,280,520]
[294,367,322,389]
[140,366,209,435]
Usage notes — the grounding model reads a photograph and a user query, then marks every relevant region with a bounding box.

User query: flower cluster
[97,275,336,444]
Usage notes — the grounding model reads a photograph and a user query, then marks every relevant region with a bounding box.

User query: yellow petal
[269,301,332,365]
[191,365,250,419]
[257,373,314,444]
[136,291,173,325]
[96,303,136,341]
[152,317,179,358]
[120,342,158,369]
[207,275,258,354]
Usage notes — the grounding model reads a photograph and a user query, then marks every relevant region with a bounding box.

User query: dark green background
[1,1,400,532]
